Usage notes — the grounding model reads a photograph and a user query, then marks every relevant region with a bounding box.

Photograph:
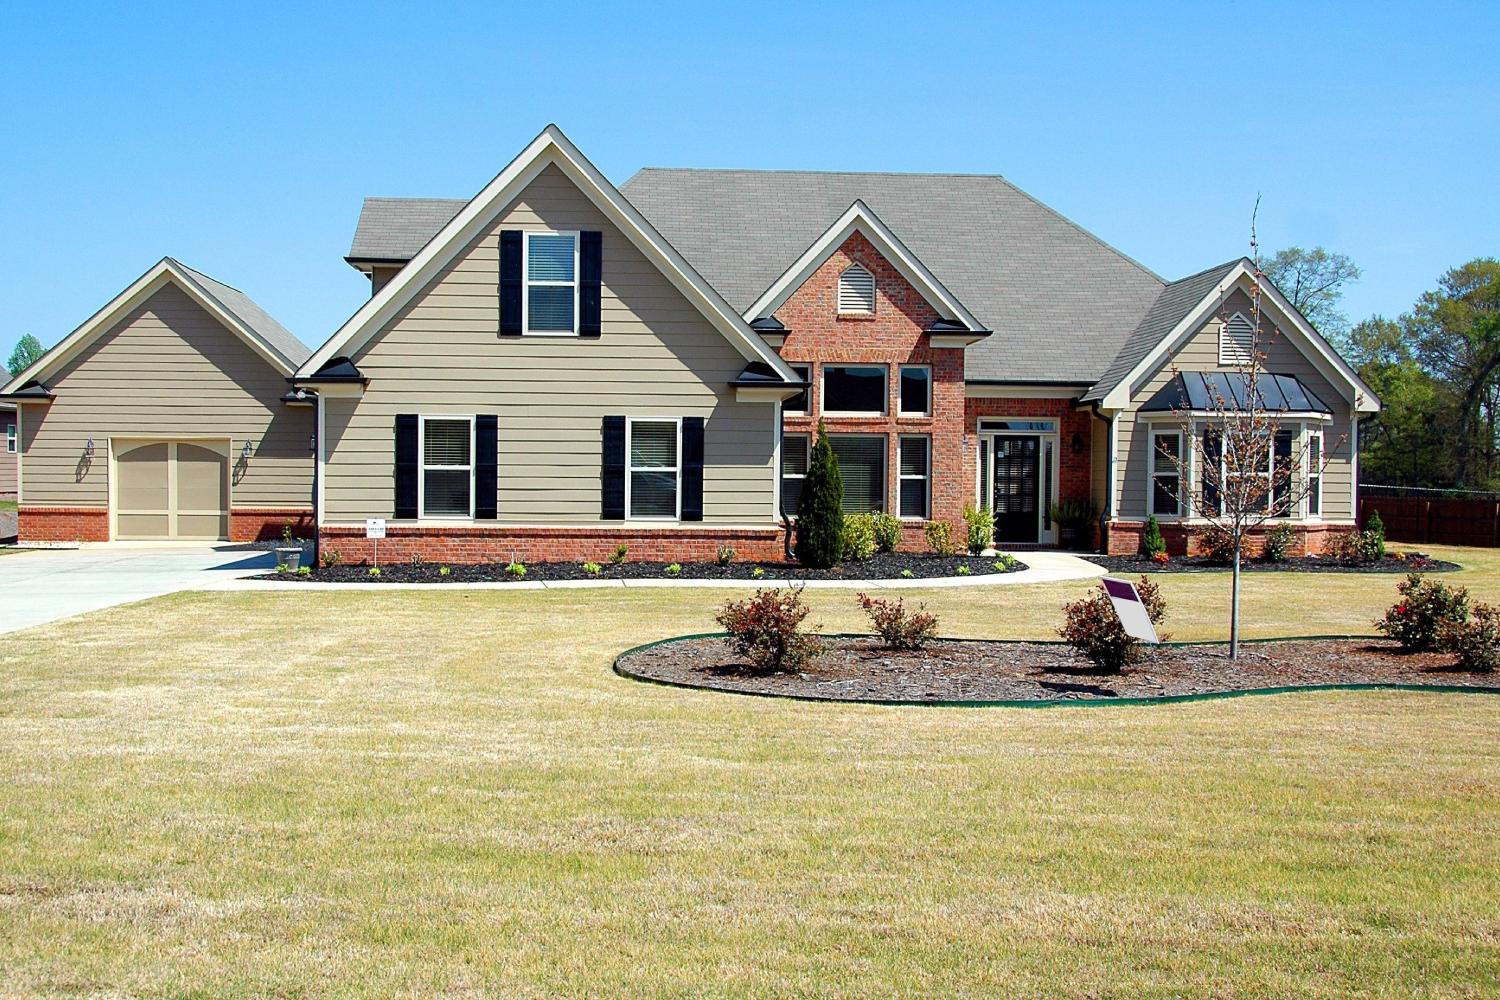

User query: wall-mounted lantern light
[83,438,95,459]
[242,440,254,459]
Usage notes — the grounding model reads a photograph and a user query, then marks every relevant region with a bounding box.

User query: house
[0,258,315,542]
[0,402,16,499]
[3,125,1377,558]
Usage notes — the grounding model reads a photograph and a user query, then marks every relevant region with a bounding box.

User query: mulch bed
[617,635,1500,703]
[259,551,1028,584]
[1084,552,1459,575]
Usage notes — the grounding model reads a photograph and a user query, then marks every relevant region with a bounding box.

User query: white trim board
[743,199,986,333]
[299,124,797,382]
[1100,260,1380,413]
[1,258,299,395]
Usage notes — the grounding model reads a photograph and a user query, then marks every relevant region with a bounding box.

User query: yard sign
[366,518,386,567]
[1102,577,1159,644]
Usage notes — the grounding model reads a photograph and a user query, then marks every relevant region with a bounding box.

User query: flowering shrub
[1197,525,1237,564]
[716,586,822,674]
[1057,576,1167,673]
[857,593,939,650]
[1374,573,1469,651]
[924,520,956,556]
[1263,523,1296,563]
[870,512,903,553]
[841,513,878,562]
[1438,602,1500,672]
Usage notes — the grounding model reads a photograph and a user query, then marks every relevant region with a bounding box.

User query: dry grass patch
[0,546,1496,995]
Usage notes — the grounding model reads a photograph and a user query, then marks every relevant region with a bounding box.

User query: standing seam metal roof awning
[1139,372,1331,414]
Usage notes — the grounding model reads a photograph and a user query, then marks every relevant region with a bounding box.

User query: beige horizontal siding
[1117,287,1355,520]
[21,282,313,509]
[323,163,776,524]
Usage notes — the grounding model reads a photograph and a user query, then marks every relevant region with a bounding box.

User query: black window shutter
[580,231,603,337]
[475,415,499,519]
[681,416,705,521]
[395,414,419,519]
[601,415,626,520]
[500,230,523,336]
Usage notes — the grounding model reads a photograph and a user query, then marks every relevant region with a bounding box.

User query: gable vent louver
[1219,312,1256,366]
[838,264,876,315]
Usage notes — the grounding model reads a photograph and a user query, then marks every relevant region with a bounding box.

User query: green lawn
[0,547,1497,996]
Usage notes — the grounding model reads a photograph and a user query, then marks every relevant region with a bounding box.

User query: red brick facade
[317,525,785,566]
[1105,519,1354,557]
[17,506,109,542]
[229,508,315,543]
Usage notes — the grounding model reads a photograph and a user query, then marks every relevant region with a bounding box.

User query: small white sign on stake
[1102,577,1159,644]
[366,518,386,567]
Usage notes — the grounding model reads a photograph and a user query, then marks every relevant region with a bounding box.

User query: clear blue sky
[3,1,1496,364]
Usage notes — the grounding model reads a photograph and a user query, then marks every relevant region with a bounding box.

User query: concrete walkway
[0,544,276,636]
[211,550,1107,592]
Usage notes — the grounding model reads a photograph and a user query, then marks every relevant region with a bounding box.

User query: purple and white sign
[1102,577,1159,644]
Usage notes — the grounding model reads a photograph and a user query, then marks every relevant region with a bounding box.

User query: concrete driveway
[0,544,277,636]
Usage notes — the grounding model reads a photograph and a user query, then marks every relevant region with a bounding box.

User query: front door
[992,435,1040,544]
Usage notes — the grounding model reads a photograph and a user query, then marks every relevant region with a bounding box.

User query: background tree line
[1263,248,1500,491]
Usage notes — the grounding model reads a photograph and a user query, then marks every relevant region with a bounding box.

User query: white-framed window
[419,416,475,518]
[626,418,680,519]
[898,365,931,416]
[829,434,886,513]
[1218,311,1256,365]
[898,435,930,519]
[781,433,809,516]
[1306,429,1323,517]
[1203,422,1302,518]
[837,263,876,314]
[822,365,887,415]
[1149,429,1182,517]
[5,421,14,454]
[784,364,811,415]
[523,231,579,335]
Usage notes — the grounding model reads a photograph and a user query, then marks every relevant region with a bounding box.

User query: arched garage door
[115,440,229,540]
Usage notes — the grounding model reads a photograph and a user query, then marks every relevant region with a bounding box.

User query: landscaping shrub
[923,520,956,556]
[1374,572,1469,651]
[841,513,878,561]
[795,423,844,568]
[962,504,994,554]
[505,561,526,578]
[1197,524,1237,564]
[1150,550,1170,565]
[1141,515,1166,558]
[1057,576,1167,673]
[1438,602,1500,672]
[993,553,1020,572]
[439,566,451,577]
[870,512,902,553]
[609,544,629,565]
[1366,510,1387,558]
[1327,528,1385,565]
[856,593,939,650]
[956,564,972,575]
[320,549,342,569]
[1263,522,1296,563]
[665,563,682,577]
[716,586,822,674]
[583,562,602,576]
[715,545,736,567]
[751,566,766,579]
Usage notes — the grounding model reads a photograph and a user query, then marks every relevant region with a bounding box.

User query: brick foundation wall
[1106,519,1355,557]
[316,525,788,566]
[19,506,109,543]
[230,508,315,543]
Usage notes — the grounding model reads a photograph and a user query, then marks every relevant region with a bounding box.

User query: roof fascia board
[743,200,985,332]
[0,259,295,395]
[1099,262,1379,413]
[301,125,796,381]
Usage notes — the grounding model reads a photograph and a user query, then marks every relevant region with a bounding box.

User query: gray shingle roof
[620,169,1168,383]
[1079,259,1243,402]
[348,197,465,262]
[170,258,310,367]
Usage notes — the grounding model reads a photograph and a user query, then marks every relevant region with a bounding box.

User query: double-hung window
[829,435,886,513]
[1150,430,1181,517]
[5,421,14,454]
[898,436,930,519]
[784,364,811,415]
[1306,430,1323,517]
[781,433,809,515]
[1271,428,1295,515]
[822,365,887,415]
[899,365,931,416]
[627,418,680,519]
[420,416,474,518]
[524,231,579,334]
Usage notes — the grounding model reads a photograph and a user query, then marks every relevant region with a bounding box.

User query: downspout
[1090,401,1116,552]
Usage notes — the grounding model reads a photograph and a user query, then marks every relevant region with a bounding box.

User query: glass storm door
[992,435,1040,544]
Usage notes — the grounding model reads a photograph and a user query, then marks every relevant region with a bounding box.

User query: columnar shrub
[856,593,939,650]
[1366,510,1387,558]
[1057,576,1167,673]
[716,586,822,674]
[1141,516,1166,558]
[1263,522,1296,563]
[923,520,956,556]
[795,422,844,568]
[1438,602,1500,672]
[870,512,902,553]
[963,504,995,555]
[1374,572,1469,650]
[841,513,878,562]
